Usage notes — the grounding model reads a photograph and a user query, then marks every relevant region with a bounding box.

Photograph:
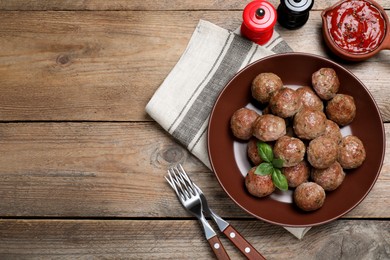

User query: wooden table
[0,1,389,259]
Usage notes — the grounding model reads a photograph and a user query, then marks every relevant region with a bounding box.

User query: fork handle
[208,235,230,260]
[222,225,266,260]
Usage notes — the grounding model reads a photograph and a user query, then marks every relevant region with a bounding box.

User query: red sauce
[325,0,386,54]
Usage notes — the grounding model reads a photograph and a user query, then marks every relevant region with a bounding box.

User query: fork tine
[173,167,191,199]
[174,164,197,195]
[166,166,193,201]
[177,164,193,184]
[166,168,184,200]
[172,165,197,197]
[164,173,175,189]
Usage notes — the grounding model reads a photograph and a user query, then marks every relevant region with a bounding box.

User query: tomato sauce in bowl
[322,0,390,61]
[325,0,385,54]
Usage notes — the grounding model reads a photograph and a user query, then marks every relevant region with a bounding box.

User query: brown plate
[207,53,385,227]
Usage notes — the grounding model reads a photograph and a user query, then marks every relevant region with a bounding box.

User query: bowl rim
[207,52,386,227]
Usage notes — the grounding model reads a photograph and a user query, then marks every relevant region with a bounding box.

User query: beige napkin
[146,19,310,239]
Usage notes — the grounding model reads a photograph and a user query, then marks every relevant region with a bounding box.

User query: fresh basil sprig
[254,141,288,191]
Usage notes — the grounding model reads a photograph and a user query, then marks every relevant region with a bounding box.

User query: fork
[177,165,266,260]
[166,165,230,260]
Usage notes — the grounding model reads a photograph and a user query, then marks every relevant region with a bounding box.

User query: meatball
[269,88,301,118]
[323,119,342,144]
[296,86,324,111]
[311,161,345,191]
[326,94,356,126]
[230,108,259,140]
[282,160,310,188]
[312,68,340,100]
[253,114,286,142]
[251,73,284,104]
[338,135,366,169]
[293,108,327,140]
[294,182,326,211]
[274,135,306,167]
[307,135,338,169]
[245,166,275,198]
[247,137,263,165]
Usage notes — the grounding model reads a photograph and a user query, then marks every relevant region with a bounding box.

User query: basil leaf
[272,158,284,169]
[254,162,273,176]
[257,142,273,163]
[272,168,288,191]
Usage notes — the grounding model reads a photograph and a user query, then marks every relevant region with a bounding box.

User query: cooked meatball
[282,160,310,188]
[323,119,342,144]
[230,108,259,140]
[307,135,338,169]
[245,166,275,198]
[293,108,327,140]
[274,135,306,167]
[294,182,326,211]
[296,86,324,111]
[269,88,301,118]
[338,135,366,169]
[251,73,284,104]
[311,161,345,191]
[326,94,356,126]
[247,137,263,165]
[253,114,286,142]
[312,68,340,100]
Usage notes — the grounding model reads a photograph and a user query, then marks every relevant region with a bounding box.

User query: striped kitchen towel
[146,20,292,168]
[146,19,310,239]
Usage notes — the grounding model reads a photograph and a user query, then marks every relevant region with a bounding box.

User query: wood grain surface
[0,0,389,258]
[0,0,389,10]
[0,219,389,259]
[0,122,388,218]
[0,11,390,121]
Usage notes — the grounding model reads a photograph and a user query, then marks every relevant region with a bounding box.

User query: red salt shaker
[241,0,277,45]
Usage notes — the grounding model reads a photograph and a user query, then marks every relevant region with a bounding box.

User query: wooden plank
[0,122,388,218]
[0,11,390,121]
[0,219,389,259]
[0,0,248,11]
[0,0,389,11]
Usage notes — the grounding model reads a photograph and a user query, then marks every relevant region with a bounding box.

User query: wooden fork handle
[222,225,266,260]
[208,235,230,260]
